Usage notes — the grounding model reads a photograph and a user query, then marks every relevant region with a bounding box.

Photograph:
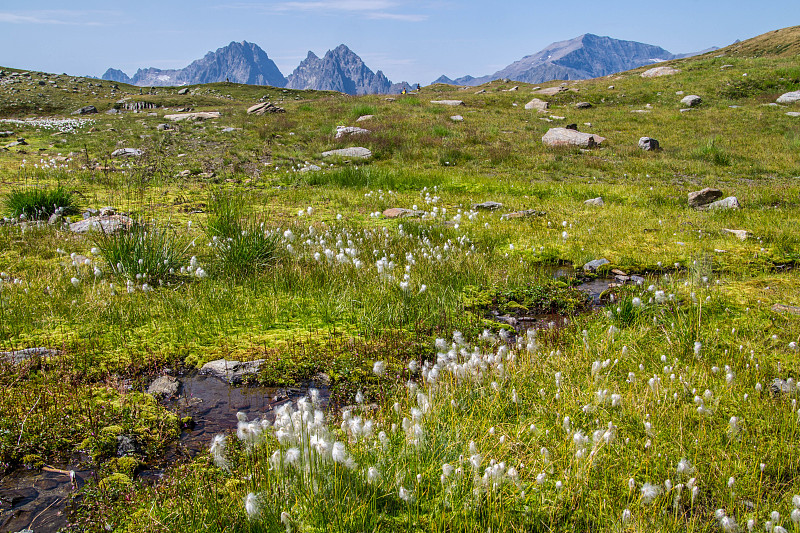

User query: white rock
[321,147,372,159]
[335,126,370,139]
[584,197,604,206]
[641,66,681,78]
[430,100,465,106]
[776,91,800,104]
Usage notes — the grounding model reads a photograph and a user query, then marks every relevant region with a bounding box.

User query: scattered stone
[69,215,133,234]
[772,303,800,315]
[776,91,800,104]
[221,127,237,133]
[630,275,645,285]
[786,112,800,117]
[583,258,610,272]
[356,115,374,122]
[321,147,372,159]
[584,197,604,206]
[450,115,463,122]
[0,347,58,364]
[47,213,64,226]
[542,127,605,148]
[0,131,13,137]
[299,164,321,173]
[641,66,681,78]
[147,376,180,399]
[472,201,503,210]
[565,123,578,130]
[247,102,285,115]
[382,208,424,219]
[706,196,740,210]
[111,148,142,157]
[335,126,370,139]
[164,111,221,121]
[500,209,546,219]
[524,98,549,112]
[201,359,265,384]
[384,97,396,102]
[430,100,465,106]
[72,105,98,115]
[575,102,592,109]
[638,137,660,151]
[680,95,702,107]
[177,87,190,95]
[688,188,723,208]
[506,86,519,92]
[116,435,139,456]
[474,89,486,94]
[722,228,750,240]
[769,378,797,397]
[156,123,172,131]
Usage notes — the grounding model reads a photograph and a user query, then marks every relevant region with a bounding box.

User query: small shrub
[93,222,189,283]
[4,185,79,220]
[692,137,731,166]
[206,193,279,277]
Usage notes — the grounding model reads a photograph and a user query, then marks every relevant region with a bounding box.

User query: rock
[680,95,702,107]
[69,215,133,234]
[450,115,463,122]
[47,213,64,226]
[472,201,503,210]
[111,148,142,157]
[177,170,191,178]
[722,228,750,240]
[200,359,265,384]
[321,147,372,159]
[524,98,549,112]
[72,105,98,115]
[474,89,486,94]
[500,209,546,219]
[335,126,370,139]
[688,188,723,208]
[786,112,800,117]
[641,66,681,78]
[583,258,610,272]
[769,378,797,397]
[177,87,190,95]
[83,208,100,219]
[0,131,13,137]
[532,87,566,96]
[430,100,465,106]
[299,164,321,173]
[776,91,800,104]
[382,208,424,218]
[638,137,660,151]
[164,111,221,121]
[356,115,374,122]
[575,102,592,109]
[0,347,58,364]
[542,127,605,148]
[584,197,604,206]
[221,127,236,133]
[247,102,285,115]
[772,303,800,315]
[706,196,740,210]
[630,275,645,285]
[116,435,139,456]
[156,123,171,131]
[147,376,180,399]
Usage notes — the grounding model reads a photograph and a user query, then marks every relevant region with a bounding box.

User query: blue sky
[1,2,797,85]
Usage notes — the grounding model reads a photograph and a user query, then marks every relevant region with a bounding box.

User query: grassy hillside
[0,25,799,533]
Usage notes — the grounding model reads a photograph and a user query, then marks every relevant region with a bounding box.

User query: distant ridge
[434,34,715,86]
[102,41,287,87]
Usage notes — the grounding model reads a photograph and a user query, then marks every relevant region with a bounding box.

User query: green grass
[3,185,79,220]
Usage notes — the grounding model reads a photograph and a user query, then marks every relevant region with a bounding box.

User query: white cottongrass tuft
[245,492,260,519]
[373,360,386,376]
[640,482,663,503]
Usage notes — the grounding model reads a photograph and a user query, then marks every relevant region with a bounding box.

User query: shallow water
[0,372,327,532]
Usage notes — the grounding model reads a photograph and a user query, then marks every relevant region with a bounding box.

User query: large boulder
[147,376,180,399]
[335,126,370,139]
[680,95,702,107]
[383,208,424,218]
[72,105,98,115]
[776,91,800,104]
[583,258,610,272]
[542,128,605,148]
[321,147,372,159]
[430,100,465,106]
[0,347,58,365]
[688,188,723,208]
[584,197,604,207]
[706,196,740,210]
[524,98,549,112]
[641,66,680,78]
[201,359,265,384]
[111,148,142,158]
[247,102,285,115]
[638,137,660,151]
[69,215,133,234]
[164,112,220,121]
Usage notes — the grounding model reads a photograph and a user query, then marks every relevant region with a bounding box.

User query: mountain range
[433,34,716,86]
[102,35,716,95]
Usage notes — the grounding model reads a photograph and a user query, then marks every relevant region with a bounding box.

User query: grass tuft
[4,185,79,220]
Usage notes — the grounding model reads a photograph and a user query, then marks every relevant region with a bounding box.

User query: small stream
[0,372,327,533]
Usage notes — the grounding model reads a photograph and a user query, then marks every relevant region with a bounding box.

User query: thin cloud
[276,1,397,11]
[220,1,425,21]
[366,12,427,22]
[0,10,114,26]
